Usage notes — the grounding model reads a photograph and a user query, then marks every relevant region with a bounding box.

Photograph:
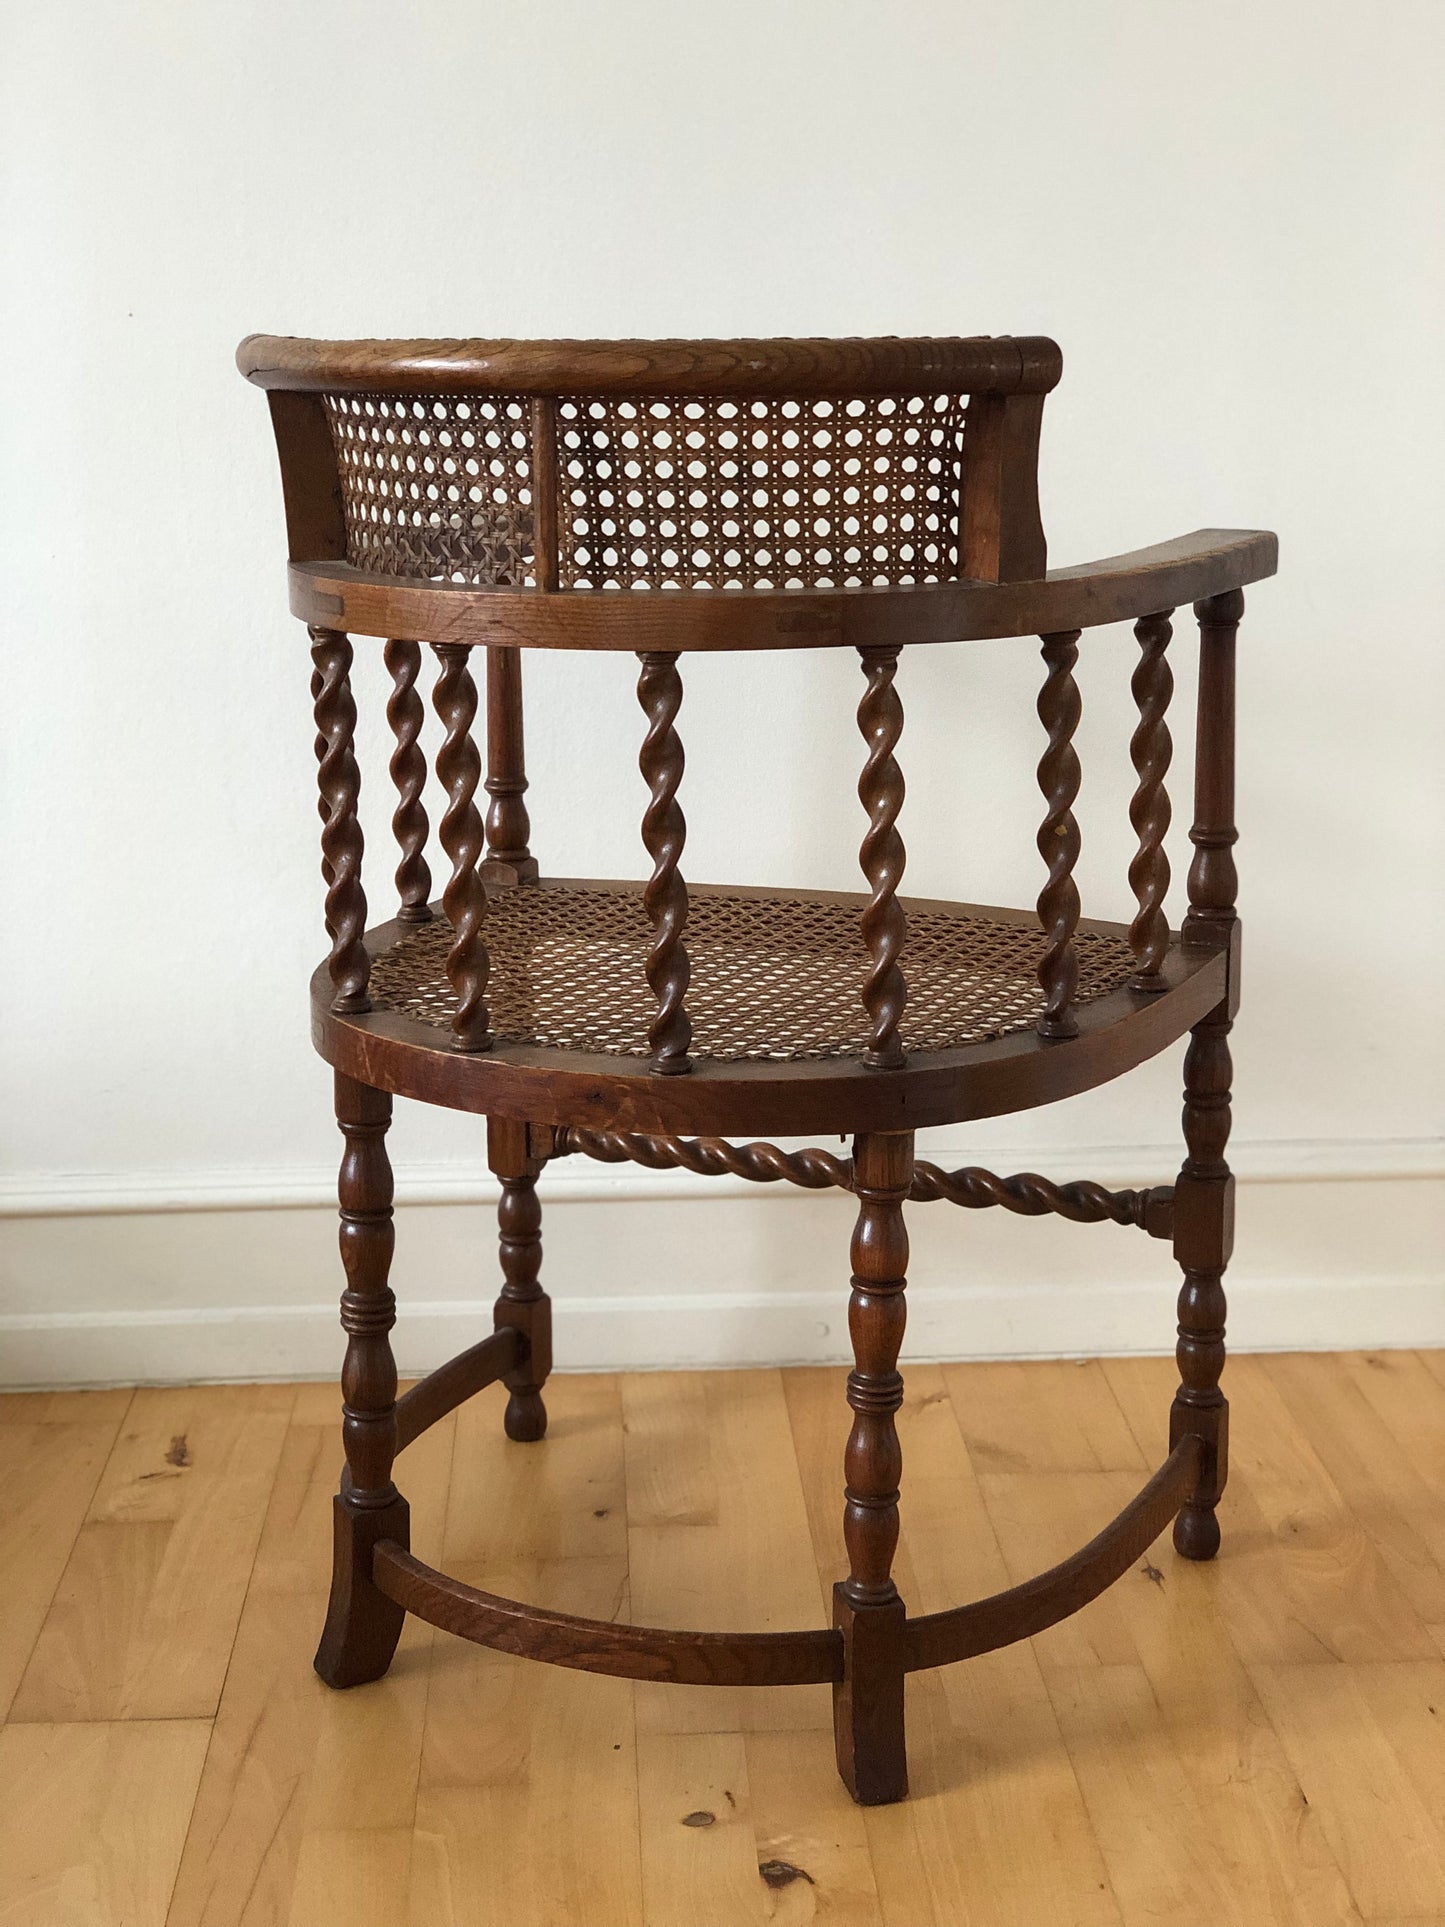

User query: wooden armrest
[1038,528,1277,613]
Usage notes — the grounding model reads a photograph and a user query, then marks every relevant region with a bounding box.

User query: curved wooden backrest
[239,334,1062,589]
[244,334,1259,1080]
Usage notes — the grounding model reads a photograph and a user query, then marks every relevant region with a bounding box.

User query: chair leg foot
[503,1389,548,1442]
[314,1491,410,1689]
[833,1589,908,1805]
[1172,1500,1222,1562]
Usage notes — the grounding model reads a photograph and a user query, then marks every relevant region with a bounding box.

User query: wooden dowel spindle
[483,646,539,885]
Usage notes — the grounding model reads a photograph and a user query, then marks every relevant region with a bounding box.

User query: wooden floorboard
[0,1353,1439,1924]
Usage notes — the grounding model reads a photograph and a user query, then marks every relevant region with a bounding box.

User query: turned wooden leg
[833,1129,913,1806]
[1170,1001,1233,1559]
[1171,587,1240,1561]
[315,1072,410,1687]
[488,1118,552,1443]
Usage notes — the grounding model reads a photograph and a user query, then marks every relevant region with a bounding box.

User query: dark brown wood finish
[856,648,909,1070]
[312,889,1231,1139]
[311,663,336,924]
[487,1117,552,1443]
[313,1073,408,1688]
[904,1435,1201,1670]
[1128,611,1174,986]
[430,643,493,1051]
[959,391,1048,583]
[636,651,693,1075]
[551,1127,1172,1234]
[1035,630,1083,1038]
[528,395,561,592]
[1171,588,1244,1560]
[309,627,369,1013]
[482,645,539,886]
[372,1542,844,1686]
[393,1327,521,1453]
[286,529,1277,653]
[240,332,1064,399]
[382,639,433,924]
[834,1130,913,1804]
[243,332,1276,1810]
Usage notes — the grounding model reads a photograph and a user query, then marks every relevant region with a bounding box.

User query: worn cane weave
[366,884,1135,1061]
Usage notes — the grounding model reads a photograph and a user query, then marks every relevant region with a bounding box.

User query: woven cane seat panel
[366,886,1136,1062]
[323,392,968,590]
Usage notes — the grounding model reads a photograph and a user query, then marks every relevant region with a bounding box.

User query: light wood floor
[1,1352,1443,1925]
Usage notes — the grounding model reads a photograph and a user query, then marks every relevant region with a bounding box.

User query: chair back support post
[1184,589,1243,955]
[267,390,347,562]
[483,647,539,885]
[1035,629,1083,1038]
[959,391,1048,583]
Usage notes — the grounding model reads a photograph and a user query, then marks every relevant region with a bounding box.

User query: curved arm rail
[903,1435,1201,1673]
[287,529,1277,652]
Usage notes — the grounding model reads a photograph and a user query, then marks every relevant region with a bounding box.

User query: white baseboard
[1,1141,1440,1388]
[1,1134,1440,1218]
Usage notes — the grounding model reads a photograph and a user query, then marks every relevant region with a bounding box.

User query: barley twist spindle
[556,1127,853,1190]
[430,642,492,1051]
[311,663,336,929]
[383,639,433,924]
[1035,629,1083,1038]
[309,626,369,1013]
[1127,612,1174,986]
[856,645,908,1070]
[909,1161,1153,1226]
[636,650,693,1075]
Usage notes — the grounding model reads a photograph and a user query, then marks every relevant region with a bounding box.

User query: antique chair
[239,333,1275,1805]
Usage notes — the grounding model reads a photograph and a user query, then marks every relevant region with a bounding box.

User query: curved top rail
[237,333,1063,399]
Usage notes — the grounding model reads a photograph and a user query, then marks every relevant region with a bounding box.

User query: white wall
[2,0,1442,1385]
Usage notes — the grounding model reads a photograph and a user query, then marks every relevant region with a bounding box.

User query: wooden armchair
[239,331,1275,1804]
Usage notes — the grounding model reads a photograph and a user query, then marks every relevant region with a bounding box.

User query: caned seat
[241,331,1275,1805]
